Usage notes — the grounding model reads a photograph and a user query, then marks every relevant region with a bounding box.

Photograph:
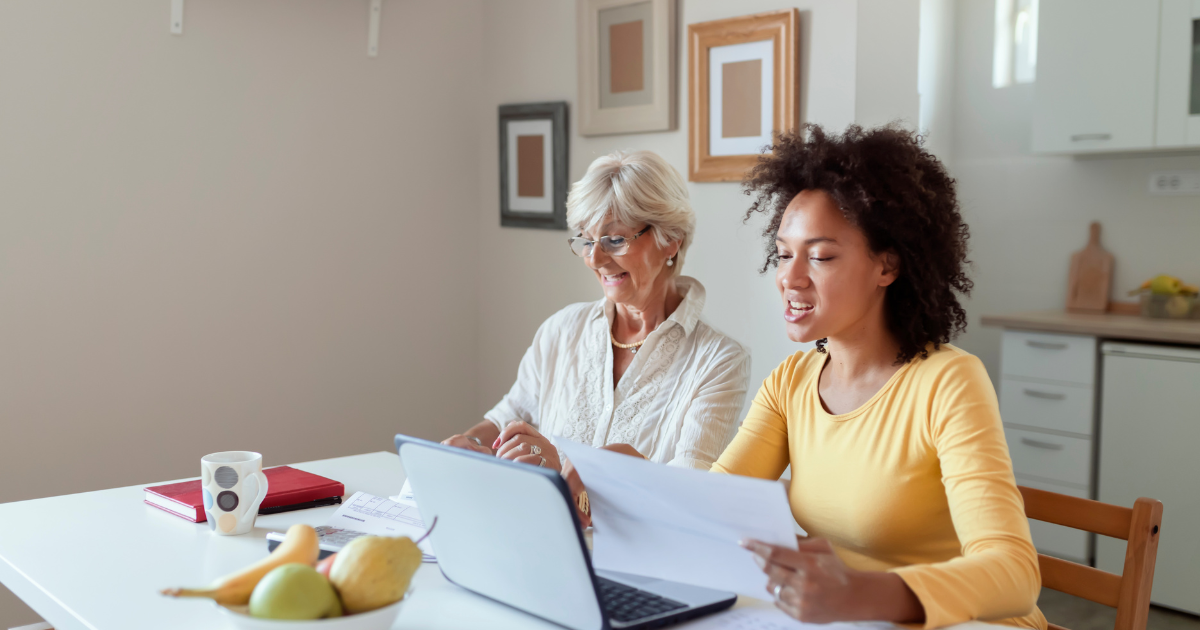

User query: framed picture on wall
[687,9,800,182]
[577,0,676,136]
[499,102,569,230]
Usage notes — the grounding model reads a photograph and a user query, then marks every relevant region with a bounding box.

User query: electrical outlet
[1148,171,1200,196]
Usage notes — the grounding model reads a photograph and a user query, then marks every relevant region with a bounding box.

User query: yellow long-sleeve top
[713,345,1046,630]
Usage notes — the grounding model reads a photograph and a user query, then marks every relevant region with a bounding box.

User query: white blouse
[485,277,751,470]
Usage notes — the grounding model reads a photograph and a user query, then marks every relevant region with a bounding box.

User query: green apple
[248,563,342,620]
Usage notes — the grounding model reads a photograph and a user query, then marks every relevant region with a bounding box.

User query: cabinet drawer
[1016,477,1091,563]
[1001,331,1097,386]
[999,377,1094,436]
[1005,426,1091,488]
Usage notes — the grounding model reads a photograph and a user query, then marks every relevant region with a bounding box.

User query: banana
[161,523,320,606]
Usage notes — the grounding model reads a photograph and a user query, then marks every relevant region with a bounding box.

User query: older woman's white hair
[566,150,695,276]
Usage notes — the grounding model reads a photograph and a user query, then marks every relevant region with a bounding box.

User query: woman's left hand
[741,538,857,623]
[494,421,562,472]
[741,538,923,624]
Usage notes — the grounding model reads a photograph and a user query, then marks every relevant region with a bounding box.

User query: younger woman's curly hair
[744,123,973,365]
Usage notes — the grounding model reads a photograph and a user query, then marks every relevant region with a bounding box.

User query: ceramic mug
[201,451,269,536]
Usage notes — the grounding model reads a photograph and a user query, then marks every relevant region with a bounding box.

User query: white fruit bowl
[216,599,404,630]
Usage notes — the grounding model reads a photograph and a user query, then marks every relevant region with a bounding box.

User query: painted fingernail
[492,438,501,449]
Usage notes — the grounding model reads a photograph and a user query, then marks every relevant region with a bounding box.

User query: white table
[0,452,789,630]
[0,452,1010,630]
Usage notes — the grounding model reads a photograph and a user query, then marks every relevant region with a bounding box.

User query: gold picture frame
[687,9,799,182]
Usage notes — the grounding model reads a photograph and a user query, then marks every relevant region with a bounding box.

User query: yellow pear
[1150,274,1182,295]
[328,536,422,614]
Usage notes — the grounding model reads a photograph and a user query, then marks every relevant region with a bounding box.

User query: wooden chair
[1019,486,1164,630]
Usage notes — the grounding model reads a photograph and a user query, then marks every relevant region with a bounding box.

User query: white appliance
[1097,341,1200,614]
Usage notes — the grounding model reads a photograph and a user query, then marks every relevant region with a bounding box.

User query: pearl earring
[667,258,674,267]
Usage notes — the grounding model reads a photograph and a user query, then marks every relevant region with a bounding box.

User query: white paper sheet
[673,603,1009,630]
[558,440,801,598]
[677,607,894,630]
[326,490,435,559]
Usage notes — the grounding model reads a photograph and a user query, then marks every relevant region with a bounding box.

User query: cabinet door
[1033,0,1162,153]
[1098,351,1200,614]
[1154,0,1200,146]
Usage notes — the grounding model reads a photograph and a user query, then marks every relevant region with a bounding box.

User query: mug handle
[239,470,269,529]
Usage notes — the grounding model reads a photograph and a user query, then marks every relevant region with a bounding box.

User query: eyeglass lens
[570,236,629,257]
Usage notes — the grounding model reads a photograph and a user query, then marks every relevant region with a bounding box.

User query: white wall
[949,0,1200,382]
[0,1,483,624]
[473,0,922,421]
[918,0,957,161]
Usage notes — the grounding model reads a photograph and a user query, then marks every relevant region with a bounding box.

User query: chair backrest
[1018,486,1164,630]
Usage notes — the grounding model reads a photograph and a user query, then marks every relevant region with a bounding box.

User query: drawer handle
[1023,388,1066,401]
[1070,133,1112,142]
[1025,340,1069,350]
[1020,437,1065,451]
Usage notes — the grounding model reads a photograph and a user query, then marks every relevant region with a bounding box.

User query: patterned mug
[201,451,269,535]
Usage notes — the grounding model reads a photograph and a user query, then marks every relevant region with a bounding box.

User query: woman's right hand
[561,457,592,529]
[441,421,502,456]
[441,434,494,456]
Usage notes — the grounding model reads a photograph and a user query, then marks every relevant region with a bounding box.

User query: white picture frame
[577,0,676,136]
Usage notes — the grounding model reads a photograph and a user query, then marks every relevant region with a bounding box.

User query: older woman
[443,150,750,521]
[723,125,1046,629]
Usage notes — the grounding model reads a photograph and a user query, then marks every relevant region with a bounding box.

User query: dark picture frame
[499,102,569,230]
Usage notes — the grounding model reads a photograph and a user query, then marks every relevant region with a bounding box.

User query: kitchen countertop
[981,310,1200,346]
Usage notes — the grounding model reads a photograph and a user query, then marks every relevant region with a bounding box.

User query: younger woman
[716,125,1045,629]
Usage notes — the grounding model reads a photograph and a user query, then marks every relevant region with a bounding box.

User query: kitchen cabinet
[1033,0,1200,153]
[1155,0,1200,146]
[1097,342,1200,615]
[997,330,1096,562]
[1033,0,1161,153]
[985,311,1200,614]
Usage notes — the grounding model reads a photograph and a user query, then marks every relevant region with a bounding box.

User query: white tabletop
[0,452,791,630]
[0,452,1010,630]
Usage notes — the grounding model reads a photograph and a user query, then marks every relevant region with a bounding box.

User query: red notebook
[144,466,345,523]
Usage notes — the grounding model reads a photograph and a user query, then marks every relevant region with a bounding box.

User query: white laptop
[394,434,737,630]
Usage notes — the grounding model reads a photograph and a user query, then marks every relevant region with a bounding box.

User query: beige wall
[0,1,483,624]
[949,0,1200,382]
[474,0,922,420]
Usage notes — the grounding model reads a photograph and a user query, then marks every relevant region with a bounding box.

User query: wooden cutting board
[1066,221,1114,313]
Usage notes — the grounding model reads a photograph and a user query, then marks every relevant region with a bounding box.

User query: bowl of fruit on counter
[161,523,429,629]
[1129,275,1199,319]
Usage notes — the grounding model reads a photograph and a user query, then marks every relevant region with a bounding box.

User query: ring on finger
[539,456,546,467]
[529,444,542,456]
[773,583,784,600]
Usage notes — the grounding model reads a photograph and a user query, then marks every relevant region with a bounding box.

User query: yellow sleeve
[890,354,1041,629]
[710,353,794,480]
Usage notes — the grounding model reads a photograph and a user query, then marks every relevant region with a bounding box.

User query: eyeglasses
[567,225,651,257]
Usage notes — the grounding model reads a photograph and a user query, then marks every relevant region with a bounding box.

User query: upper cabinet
[1156,0,1200,147]
[1033,0,1200,154]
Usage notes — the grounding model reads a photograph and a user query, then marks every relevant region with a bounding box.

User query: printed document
[326,490,435,559]
[558,440,801,598]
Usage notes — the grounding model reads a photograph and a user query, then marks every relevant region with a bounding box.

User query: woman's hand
[441,434,494,456]
[494,421,562,472]
[561,457,592,529]
[741,538,924,624]
[599,443,645,459]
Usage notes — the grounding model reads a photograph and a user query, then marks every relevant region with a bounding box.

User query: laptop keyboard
[596,576,688,623]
